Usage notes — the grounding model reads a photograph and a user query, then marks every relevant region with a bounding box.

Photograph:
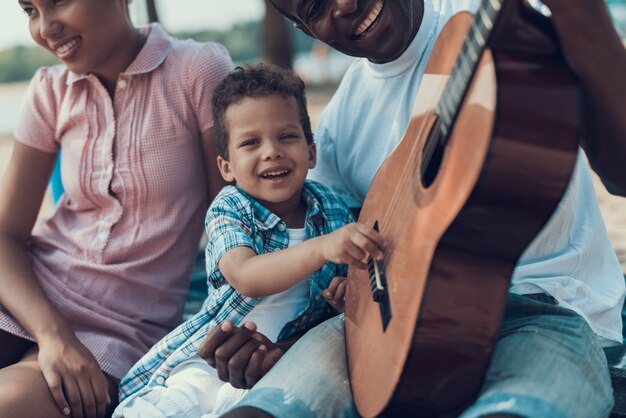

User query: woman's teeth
[56,38,80,55]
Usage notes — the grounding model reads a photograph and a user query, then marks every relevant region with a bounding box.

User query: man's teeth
[57,38,79,55]
[261,170,289,179]
[355,0,383,37]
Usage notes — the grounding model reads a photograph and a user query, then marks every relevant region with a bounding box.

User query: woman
[0,1,233,417]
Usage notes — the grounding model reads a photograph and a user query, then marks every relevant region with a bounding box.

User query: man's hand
[538,0,626,196]
[198,320,284,389]
[539,0,620,76]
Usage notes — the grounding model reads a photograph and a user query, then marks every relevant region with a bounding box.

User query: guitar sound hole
[421,133,445,189]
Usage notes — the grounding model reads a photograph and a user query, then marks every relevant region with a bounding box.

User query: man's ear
[217,156,235,182]
[295,22,317,39]
[308,143,317,169]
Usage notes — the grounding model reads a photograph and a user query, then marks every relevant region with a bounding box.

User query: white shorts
[113,355,248,418]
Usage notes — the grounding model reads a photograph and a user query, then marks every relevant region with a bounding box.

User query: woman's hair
[212,63,313,159]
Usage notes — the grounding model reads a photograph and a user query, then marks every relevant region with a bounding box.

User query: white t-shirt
[239,227,310,342]
[309,0,624,344]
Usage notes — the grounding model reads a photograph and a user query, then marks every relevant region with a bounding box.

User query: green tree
[0,45,59,83]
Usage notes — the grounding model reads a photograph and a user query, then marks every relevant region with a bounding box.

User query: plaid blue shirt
[119,180,355,400]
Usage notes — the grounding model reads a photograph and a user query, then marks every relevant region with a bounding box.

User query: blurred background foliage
[0,20,314,83]
[0,44,59,83]
[0,0,624,84]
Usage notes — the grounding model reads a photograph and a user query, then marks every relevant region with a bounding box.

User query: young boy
[114,64,384,418]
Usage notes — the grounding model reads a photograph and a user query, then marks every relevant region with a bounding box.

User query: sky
[3,1,624,50]
[0,0,265,50]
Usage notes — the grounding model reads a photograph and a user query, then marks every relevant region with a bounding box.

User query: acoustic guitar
[345,1,580,416]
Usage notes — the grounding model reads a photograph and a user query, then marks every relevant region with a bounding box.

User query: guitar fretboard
[437,0,503,137]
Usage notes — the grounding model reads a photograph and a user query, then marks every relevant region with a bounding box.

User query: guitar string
[373,106,437,274]
[371,74,458,276]
[371,0,497,278]
[375,40,478,268]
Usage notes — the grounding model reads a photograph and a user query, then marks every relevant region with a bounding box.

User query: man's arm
[197,320,301,389]
[198,273,349,388]
[543,0,626,196]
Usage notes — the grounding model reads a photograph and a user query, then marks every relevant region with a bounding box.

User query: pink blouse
[0,23,233,379]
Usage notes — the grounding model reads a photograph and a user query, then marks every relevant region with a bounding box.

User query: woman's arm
[0,142,110,418]
[0,142,64,342]
[543,0,626,196]
[219,223,384,298]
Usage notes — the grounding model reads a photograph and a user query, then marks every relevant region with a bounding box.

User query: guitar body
[345,2,580,417]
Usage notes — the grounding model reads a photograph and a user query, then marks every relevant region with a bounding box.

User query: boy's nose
[333,0,358,19]
[262,143,284,160]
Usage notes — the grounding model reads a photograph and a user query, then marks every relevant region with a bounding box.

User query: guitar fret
[448,87,460,113]
[473,27,486,47]
[440,101,453,128]
[460,56,473,84]
[440,97,451,120]
[466,40,479,63]
[437,0,501,141]
[450,82,463,107]
[440,123,449,137]
[488,0,502,12]
[479,8,493,31]
[446,92,460,119]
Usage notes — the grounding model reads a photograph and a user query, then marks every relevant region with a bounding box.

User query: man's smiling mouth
[354,0,384,38]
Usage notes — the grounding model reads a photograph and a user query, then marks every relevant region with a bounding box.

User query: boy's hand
[324,276,346,312]
[321,223,385,269]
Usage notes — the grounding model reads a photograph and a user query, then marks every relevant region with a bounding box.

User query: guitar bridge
[368,221,392,330]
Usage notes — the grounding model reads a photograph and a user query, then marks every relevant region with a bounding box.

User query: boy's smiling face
[217,94,316,212]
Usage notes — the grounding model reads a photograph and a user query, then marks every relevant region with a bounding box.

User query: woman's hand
[37,333,110,418]
[0,143,113,416]
[198,320,284,389]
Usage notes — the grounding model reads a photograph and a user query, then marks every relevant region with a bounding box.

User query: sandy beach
[0,83,624,272]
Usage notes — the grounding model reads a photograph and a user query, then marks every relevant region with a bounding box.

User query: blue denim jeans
[233,293,614,418]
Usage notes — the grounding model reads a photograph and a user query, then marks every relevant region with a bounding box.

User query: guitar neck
[437,0,503,137]
[436,0,561,139]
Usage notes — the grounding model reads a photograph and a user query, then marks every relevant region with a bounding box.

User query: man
[200,1,626,417]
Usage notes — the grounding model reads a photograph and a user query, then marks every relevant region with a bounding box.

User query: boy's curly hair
[212,63,314,159]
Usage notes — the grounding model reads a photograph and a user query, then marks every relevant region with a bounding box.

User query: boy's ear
[308,143,317,169]
[217,156,236,182]
[295,22,317,39]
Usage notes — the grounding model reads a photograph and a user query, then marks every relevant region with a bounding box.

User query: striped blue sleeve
[205,192,256,288]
